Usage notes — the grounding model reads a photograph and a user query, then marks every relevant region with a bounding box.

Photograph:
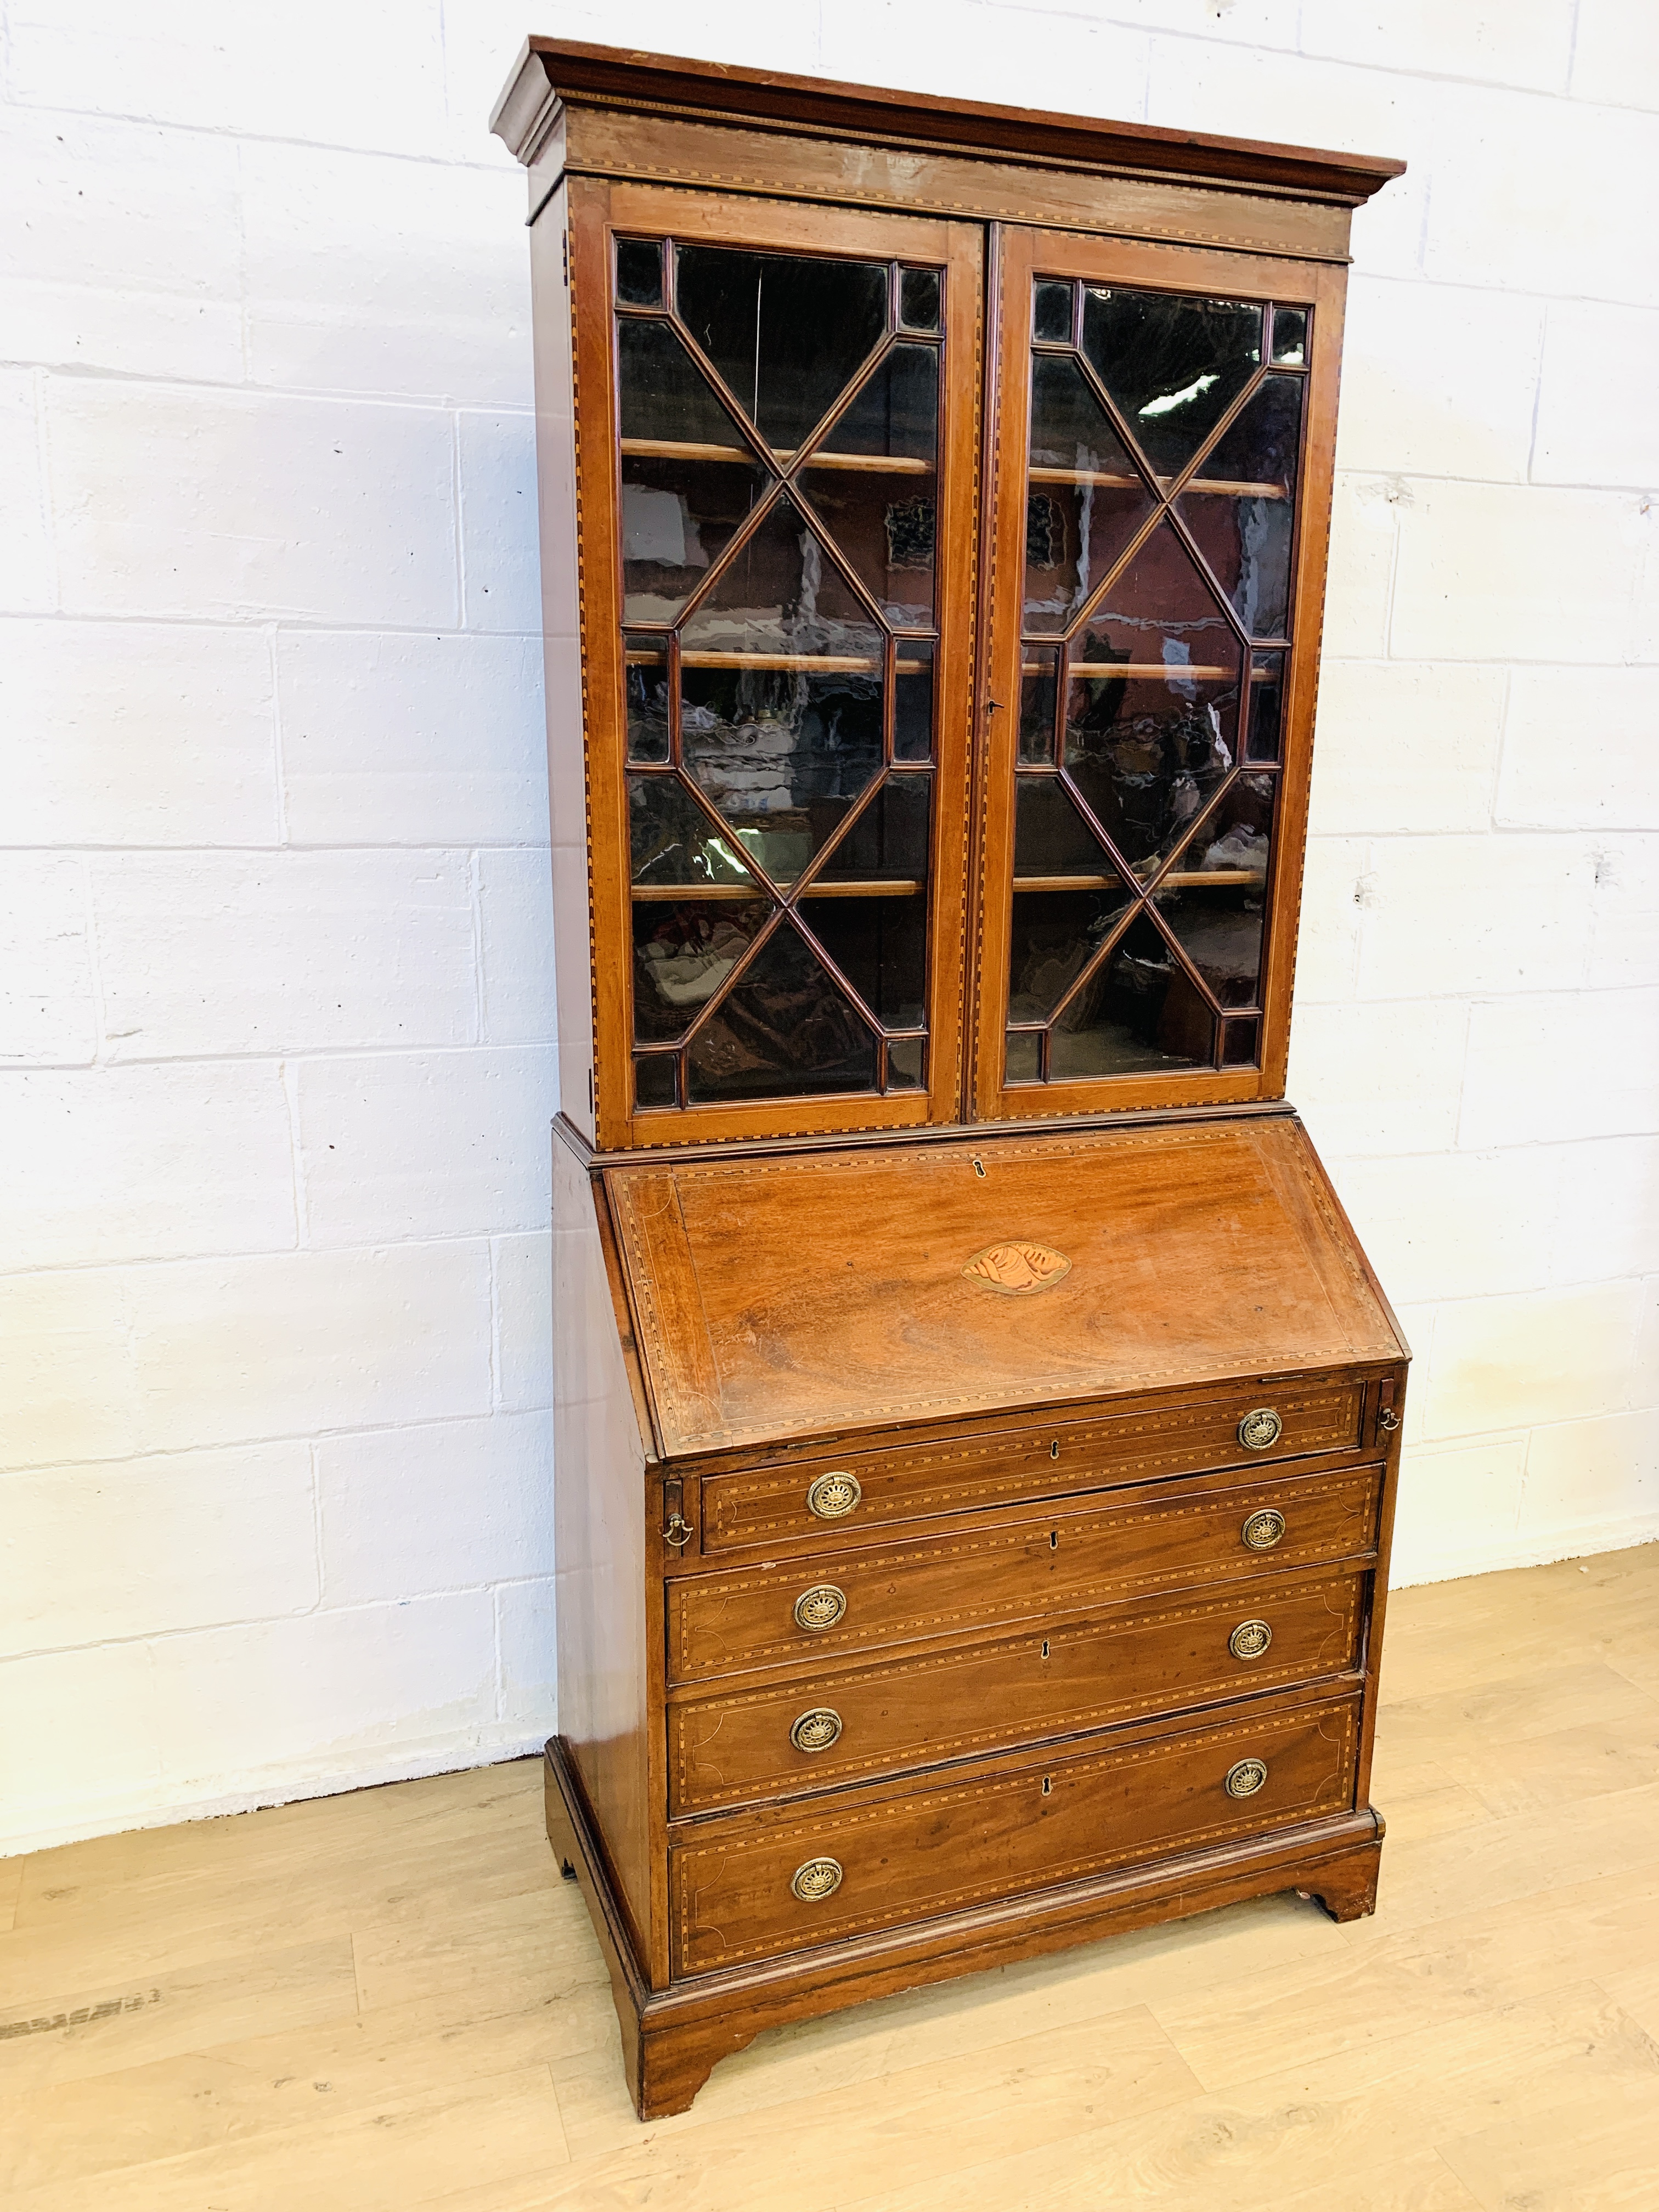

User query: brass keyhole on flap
[1049,1530,1058,1550]
[972,1156,986,1179]
[1041,1776,1052,1796]
[1041,1639,1050,1659]
[1049,1440,1060,1460]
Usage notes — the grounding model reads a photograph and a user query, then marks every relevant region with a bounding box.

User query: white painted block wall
[1,0,1654,1857]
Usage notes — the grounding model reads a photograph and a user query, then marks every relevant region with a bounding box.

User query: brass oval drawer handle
[1240,1507,1286,1551]
[1224,1757,1269,1799]
[790,1707,843,1753]
[806,1470,862,1520]
[1228,1618,1273,1662]
[1238,1407,1284,1450]
[791,1856,843,1901]
[793,1584,847,1632]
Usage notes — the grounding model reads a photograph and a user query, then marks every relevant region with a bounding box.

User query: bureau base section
[544,1736,1383,2123]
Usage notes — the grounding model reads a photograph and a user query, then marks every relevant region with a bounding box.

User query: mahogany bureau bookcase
[490,39,1407,2121]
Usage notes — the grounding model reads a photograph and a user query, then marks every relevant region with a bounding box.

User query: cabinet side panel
[530,183,597,1143]
[552,1128,653,1965]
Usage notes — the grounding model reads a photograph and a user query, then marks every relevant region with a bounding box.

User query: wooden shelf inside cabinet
[498,35,1404,2123]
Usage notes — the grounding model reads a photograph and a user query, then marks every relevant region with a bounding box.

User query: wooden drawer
[670,1695,1361,1976]
[698,1379,1368,1556]
[669,1567,1364,1814]
[668,1462,1381,1686]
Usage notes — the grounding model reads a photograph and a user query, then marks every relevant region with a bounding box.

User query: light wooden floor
[5,1548,1659,2210]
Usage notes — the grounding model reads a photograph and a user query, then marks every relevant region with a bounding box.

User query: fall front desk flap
[602,1115,1404,1459]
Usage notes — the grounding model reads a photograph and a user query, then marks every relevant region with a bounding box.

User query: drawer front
[670,1696,1360,1976]
[699,1380,1367,1556]
[669,1568,1365,1814]
[668,1463,1381,1685]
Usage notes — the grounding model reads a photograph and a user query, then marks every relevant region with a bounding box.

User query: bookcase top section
[600,1114,1406,1458]
[490,37,1406,208]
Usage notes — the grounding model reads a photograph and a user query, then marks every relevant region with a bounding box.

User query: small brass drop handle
[662,1513,693,1549]
[1378,1408,1401,1434]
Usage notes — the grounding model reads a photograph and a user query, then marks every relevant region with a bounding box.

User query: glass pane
[1180,374,1304,640]
[1271,307,1308,366]
[894,642,934,762]
[1019,648,1058,765]
[1062,522,1242,866]
[675,245,889,454]
[799,345,939,624]
[1033,280,1073,342]
[1013,775,1114,876]
[634,1052,677,1107]
[1156,770,1277,1009]
[1023,356,1154,635]
[1247,651,1284,761]
[686,921,878,1101]
[800,891,927,1027]
[617,320,766,622]
[899,267,941,332]
[629,773,758,887]
[632,898,767,1041]
[615,238,663,307]
[1222,1015,1260,1066]
[816,772,932,882]
[1081,287,1262,478]
[1008,888,1129,1020]
[1048,913,1215,1079]
[680,499,884,884]
[1165,768,1277,890]
[624,635,670,762]
[1005,1030,1042,1082]
[886,1035,926,1087]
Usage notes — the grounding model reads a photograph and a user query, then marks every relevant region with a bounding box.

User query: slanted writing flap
[604,1116,1403,1457]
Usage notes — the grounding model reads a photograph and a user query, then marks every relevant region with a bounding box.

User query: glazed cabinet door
[973,228,1346,1119]
[570,179,981,1147]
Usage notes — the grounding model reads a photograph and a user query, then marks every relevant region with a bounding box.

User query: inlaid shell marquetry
[806,1471,862,1520]
[793,1584,848,1632]
[791,1856,844,1901]
[1228,1618,1273,1661]
[1241,1507,1286,1551]
[961,1240,1073,1296]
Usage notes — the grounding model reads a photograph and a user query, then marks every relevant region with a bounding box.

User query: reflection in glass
[624,635,670,761]
[1180,373,1304,639]
[894,643,934,761]
[801,892,927,1027]
[1154,769,1275,1009]
[617,320,766,621]
[799,345,938,622]
[899,267,941,332]
[1033,280,1073,342]
[679,494,881,661]
[1019,649,1058,764]
[634,1053,677,1108]
[629,774,758,886]
[1008,888,1130,1020]
[1222,1015,1261,1066]
[1247,651,1284,760]
[631,898,767,1041]
[1023,356,1153,633]
[686,921,878,1101]
[1271,307,1307,365]
[615,238,663,307]
[676,245,888,453]
[1006,1030,1042,1082]
[1167,769,1277,889]
[885,1036,926,1087]
[1048,913,1214,1078]
[1081,287,1261,477]
[817,772,931,882]
[1013,775,1113,876]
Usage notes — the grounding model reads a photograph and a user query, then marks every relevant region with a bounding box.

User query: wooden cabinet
[493,37,1407,2119]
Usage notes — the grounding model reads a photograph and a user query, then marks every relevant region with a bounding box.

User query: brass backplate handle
[1224,1757,1269,1799]
[793,1584,847,1632]
[790,1707,844,1753]
[806,1471,862,1520]
[791,1856,843,1901]
[1241,1507,1286,1551]
[1237,1407,1284,1450]
[1228,1618,1273,1661]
